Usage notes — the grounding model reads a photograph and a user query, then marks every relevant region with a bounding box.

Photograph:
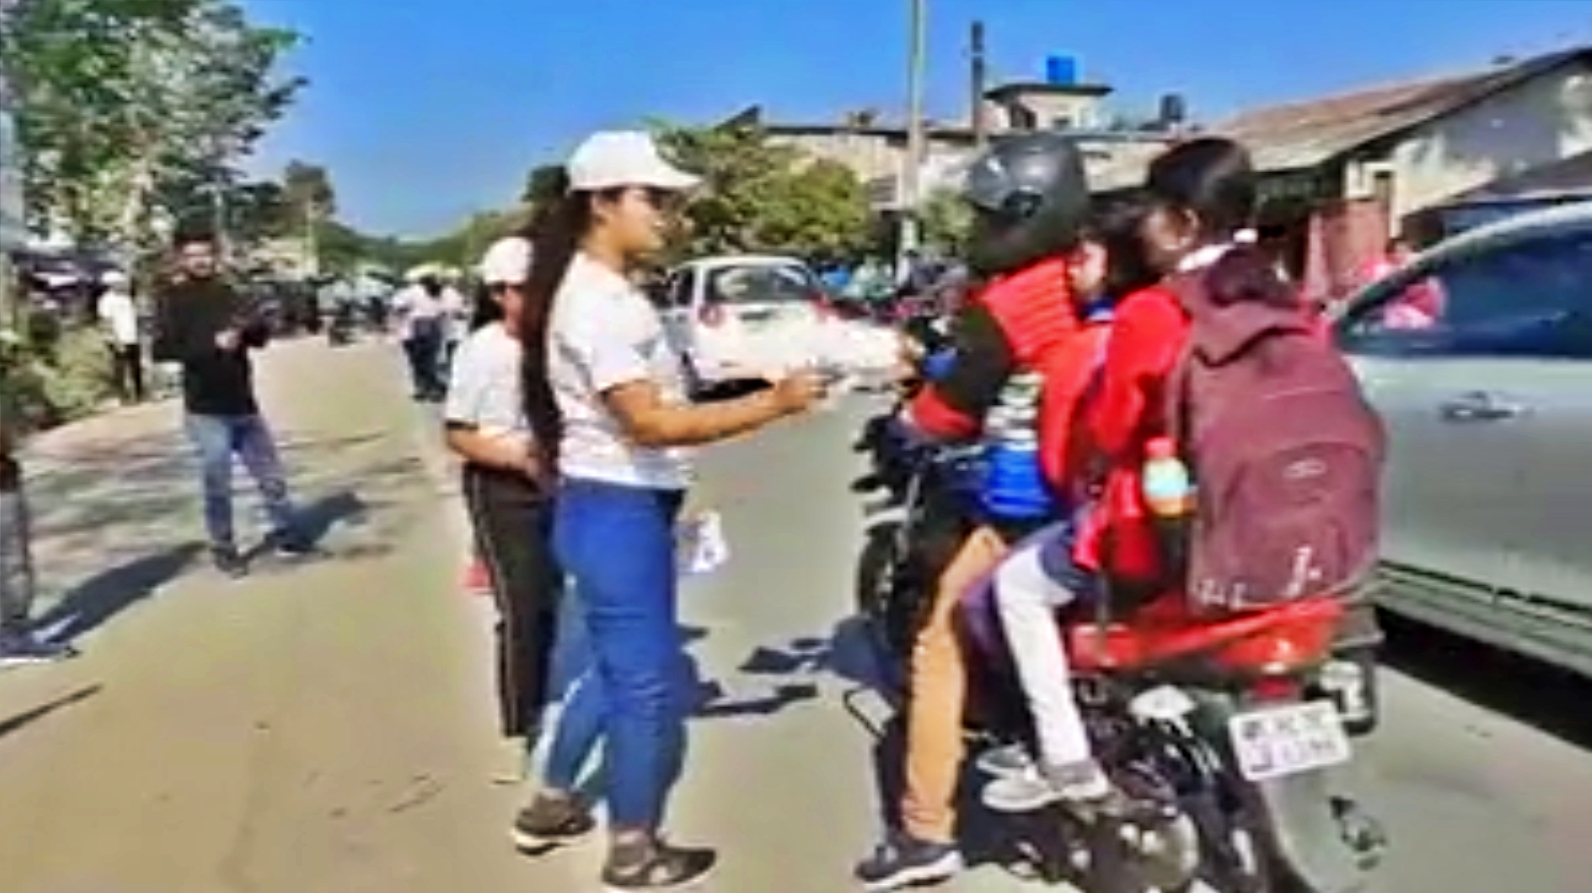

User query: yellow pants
[900,526,1008,842]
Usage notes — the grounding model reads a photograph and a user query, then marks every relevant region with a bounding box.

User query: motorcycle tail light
[1248,674,1303,703]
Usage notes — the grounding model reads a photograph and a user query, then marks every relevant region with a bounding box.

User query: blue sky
[243,0,1592,238]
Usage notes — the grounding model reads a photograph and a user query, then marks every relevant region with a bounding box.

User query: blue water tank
[1044,55,1078,86]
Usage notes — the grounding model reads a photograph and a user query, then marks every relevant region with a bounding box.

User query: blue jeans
[184,413,297,548]
[540,584,696,799]
[553,477,686,831]
[540,585,603,789]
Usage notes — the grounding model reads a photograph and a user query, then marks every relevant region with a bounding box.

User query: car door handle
[1438,391,1526,422]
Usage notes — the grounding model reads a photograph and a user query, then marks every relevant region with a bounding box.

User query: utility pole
[970,20,989,147]
[899,0,928,259]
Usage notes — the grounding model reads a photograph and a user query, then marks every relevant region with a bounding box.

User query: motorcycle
[850,414,1388,893]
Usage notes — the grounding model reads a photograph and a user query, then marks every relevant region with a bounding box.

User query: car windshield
[704,264,816,305]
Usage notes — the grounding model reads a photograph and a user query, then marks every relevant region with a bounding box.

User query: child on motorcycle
[970,199,1162,815]
[854,132,1095,893]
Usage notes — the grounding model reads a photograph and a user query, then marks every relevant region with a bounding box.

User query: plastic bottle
[1142,437,1193,574]
[1141,437,1192,518]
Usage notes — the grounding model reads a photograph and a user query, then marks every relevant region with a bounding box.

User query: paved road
[1,340,1590,892]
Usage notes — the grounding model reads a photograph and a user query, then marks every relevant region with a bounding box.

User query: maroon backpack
[1164,252,1385,614]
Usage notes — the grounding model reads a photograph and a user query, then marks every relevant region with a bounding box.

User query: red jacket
[1075,284,1185,581]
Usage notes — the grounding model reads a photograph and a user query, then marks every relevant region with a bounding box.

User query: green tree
[281,160,334,272]
[919,188,972,254]
[2,0,302,253]
[652,121,871,260]
[520,163,567,208]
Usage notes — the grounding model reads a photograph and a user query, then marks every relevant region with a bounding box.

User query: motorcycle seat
[1064,596,1344,675]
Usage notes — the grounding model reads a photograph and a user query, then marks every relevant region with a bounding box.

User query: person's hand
[214,329,240,351]
[770,370,826,415]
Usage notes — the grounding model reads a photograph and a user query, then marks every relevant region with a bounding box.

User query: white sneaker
[974,743,1035,779]
[982,766,1062,813]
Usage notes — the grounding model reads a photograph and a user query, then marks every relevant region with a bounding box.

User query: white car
[657,254,897,396]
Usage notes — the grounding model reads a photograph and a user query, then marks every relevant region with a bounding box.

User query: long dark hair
[1144,137,1256,242]
[469,281,502,330]
[1145,138,1294,309]
[517,168,593,472]
[1085,198,1159,299]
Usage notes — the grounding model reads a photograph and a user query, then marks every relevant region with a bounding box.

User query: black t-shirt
[152,278,269,416]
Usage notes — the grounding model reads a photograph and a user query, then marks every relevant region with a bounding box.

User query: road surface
[0,339,1589,892]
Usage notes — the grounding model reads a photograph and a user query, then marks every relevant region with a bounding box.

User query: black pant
[462,465,563,738]
[402,332,443,398]
[110,343,145,403]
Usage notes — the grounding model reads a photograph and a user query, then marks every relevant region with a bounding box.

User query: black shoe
[853,830,963,892]
[600,838,717,891]
[212,545,248,578]
[0,630,78,667]
[511,793,596,853]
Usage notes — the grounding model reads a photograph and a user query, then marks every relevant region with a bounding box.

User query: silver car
[1336,201,1592,676]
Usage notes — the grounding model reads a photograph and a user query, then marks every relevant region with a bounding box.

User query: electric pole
[970,20,988,147]
[900,0,928,258]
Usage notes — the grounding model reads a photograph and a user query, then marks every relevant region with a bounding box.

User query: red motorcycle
[972,592,1386,893]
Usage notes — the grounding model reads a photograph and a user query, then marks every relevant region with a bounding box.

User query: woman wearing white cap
[513,131,825,889]
[443,233,582,790]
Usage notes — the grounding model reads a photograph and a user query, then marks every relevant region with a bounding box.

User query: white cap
[566,130,700,192]
[479,236,533,286]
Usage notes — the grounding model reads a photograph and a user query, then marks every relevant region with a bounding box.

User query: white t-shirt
[439,286,469,342]
[548,253,692,490]
[97,290,139,345]
[443,322,527,434]
[392,285,443,340]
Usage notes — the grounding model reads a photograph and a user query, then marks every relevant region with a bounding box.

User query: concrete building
[736,77,1177,210]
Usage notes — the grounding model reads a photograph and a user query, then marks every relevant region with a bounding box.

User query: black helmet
[960,132,1091,276]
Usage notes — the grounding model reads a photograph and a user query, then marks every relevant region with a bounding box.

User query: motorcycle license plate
[1227,700,1351,782]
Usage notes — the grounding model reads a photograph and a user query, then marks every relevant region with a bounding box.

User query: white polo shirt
[548,253,692,490]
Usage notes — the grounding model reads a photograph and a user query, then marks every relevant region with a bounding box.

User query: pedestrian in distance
[96,270,145,404]
[150,227,318,578]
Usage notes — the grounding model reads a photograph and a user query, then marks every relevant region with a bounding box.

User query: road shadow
[737,615,895,694]
[1379,612,1592,749]
[32,543,205,643]
[0,685,102,743]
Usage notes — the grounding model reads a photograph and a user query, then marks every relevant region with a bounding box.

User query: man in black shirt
[152,231,313,577]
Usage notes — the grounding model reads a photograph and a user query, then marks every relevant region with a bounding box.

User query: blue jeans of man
[184,413,298,548]
[553,477,686,831]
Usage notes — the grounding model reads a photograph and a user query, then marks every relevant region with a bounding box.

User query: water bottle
[1142,437,1192,573]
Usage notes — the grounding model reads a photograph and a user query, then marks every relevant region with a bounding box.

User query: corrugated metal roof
[1093,48,1587,192]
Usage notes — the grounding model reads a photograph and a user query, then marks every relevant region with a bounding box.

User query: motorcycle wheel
[854,522,922,687]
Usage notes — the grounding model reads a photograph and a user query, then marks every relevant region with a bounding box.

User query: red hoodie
[1074,283,1185,582]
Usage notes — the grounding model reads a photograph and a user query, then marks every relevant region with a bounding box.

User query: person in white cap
[96,269,145,403]
[503,131,825,889]
[444,232,602,792]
